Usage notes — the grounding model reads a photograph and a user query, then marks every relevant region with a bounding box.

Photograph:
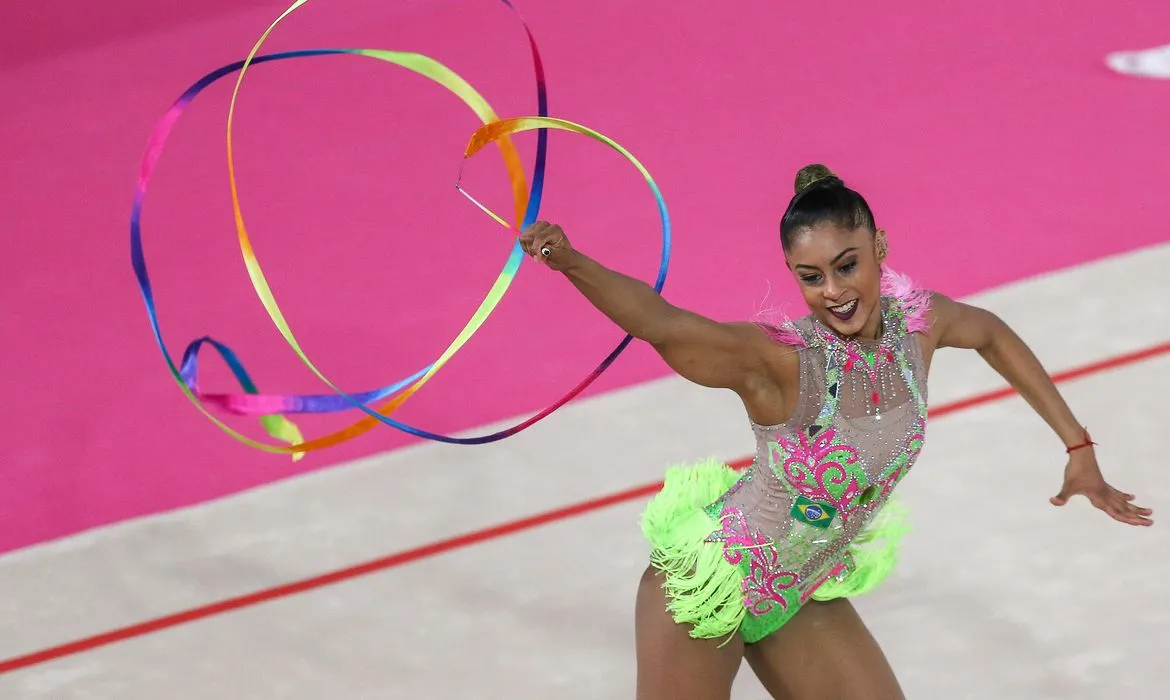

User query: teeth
[830,300,857,313]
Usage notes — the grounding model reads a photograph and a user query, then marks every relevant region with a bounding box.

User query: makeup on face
[786,225,883,339]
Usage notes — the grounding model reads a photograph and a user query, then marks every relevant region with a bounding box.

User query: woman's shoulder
[753,316,815,349]
[880,269,934,336]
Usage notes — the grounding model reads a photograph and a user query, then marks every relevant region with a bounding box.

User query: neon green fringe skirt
[640,458,909,643]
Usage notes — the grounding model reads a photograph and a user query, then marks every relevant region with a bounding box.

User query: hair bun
[794,164,839,194]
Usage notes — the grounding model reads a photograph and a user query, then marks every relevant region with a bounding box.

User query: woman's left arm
[928,293,1153,527]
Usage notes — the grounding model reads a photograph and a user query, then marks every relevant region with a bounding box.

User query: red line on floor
[2,340,1167,675]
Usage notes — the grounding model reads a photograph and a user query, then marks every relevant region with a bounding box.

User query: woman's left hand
[1051,449,1154,526]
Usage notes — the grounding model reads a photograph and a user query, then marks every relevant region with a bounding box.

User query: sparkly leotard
[641,273,932,642]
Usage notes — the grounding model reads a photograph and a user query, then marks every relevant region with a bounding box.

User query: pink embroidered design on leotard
[773,427,865,521]
[717,507,799,615]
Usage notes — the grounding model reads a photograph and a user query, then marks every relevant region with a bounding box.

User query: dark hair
[780,164,876,251]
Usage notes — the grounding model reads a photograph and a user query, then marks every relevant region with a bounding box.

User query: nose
[823,278,844,302]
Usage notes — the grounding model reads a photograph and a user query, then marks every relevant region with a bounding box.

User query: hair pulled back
[780,164,876,251]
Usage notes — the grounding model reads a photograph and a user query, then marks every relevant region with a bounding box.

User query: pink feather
[759,322,809,348]
[880,269,932,334]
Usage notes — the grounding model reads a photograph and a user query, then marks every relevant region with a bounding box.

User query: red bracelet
[1065,428,1096,453]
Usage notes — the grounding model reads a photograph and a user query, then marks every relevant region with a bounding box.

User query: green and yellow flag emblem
[790,496,837,529]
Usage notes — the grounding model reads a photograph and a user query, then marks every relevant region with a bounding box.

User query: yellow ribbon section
[197,0,534,458]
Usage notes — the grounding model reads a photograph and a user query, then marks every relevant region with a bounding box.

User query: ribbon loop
[131,1,671,457]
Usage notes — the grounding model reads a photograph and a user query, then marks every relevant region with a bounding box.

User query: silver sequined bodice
[710,297,929,596]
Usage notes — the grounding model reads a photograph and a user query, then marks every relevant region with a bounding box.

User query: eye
[838,260,857,274]
[800,274,822,285]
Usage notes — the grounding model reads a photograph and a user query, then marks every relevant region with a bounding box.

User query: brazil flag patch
[790,496,837,529]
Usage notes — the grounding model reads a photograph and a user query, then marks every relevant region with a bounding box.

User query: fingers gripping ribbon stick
[131,0,671,458]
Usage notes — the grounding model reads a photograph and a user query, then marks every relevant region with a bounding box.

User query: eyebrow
[793,247,858,271]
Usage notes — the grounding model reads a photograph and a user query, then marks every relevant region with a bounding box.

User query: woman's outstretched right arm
[520,222,779,394]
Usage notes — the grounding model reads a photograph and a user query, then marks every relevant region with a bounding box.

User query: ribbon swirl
[131,0,670,458]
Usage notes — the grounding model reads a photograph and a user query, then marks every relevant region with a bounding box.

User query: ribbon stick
[461,117,670,298]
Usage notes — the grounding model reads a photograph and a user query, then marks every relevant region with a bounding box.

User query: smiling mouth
[827,299,859,321]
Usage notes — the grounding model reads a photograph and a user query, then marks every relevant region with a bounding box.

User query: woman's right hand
[519,221,576,271]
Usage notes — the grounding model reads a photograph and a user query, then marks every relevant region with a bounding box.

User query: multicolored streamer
[131,0,671,457]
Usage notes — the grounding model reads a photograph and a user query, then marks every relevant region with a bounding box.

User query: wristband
[1065,428,1096,453]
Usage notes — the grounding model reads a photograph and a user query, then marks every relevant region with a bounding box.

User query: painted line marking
[2,340,1167,675]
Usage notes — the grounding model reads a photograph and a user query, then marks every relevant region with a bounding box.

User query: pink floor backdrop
[2,0,1168,554]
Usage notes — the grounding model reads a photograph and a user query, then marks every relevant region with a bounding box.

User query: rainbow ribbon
[131,0,670,457]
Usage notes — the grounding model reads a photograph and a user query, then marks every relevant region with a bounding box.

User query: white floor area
[2,243,1168,699]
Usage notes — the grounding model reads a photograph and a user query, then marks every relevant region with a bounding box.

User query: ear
[874,229,889,263]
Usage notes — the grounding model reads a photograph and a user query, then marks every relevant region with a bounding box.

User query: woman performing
[518,164,1153,700]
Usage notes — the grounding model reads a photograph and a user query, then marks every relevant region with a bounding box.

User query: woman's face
[785,222,885,339]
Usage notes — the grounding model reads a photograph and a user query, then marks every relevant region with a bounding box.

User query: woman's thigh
[634,566,745,700]
[744,598,904,700]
